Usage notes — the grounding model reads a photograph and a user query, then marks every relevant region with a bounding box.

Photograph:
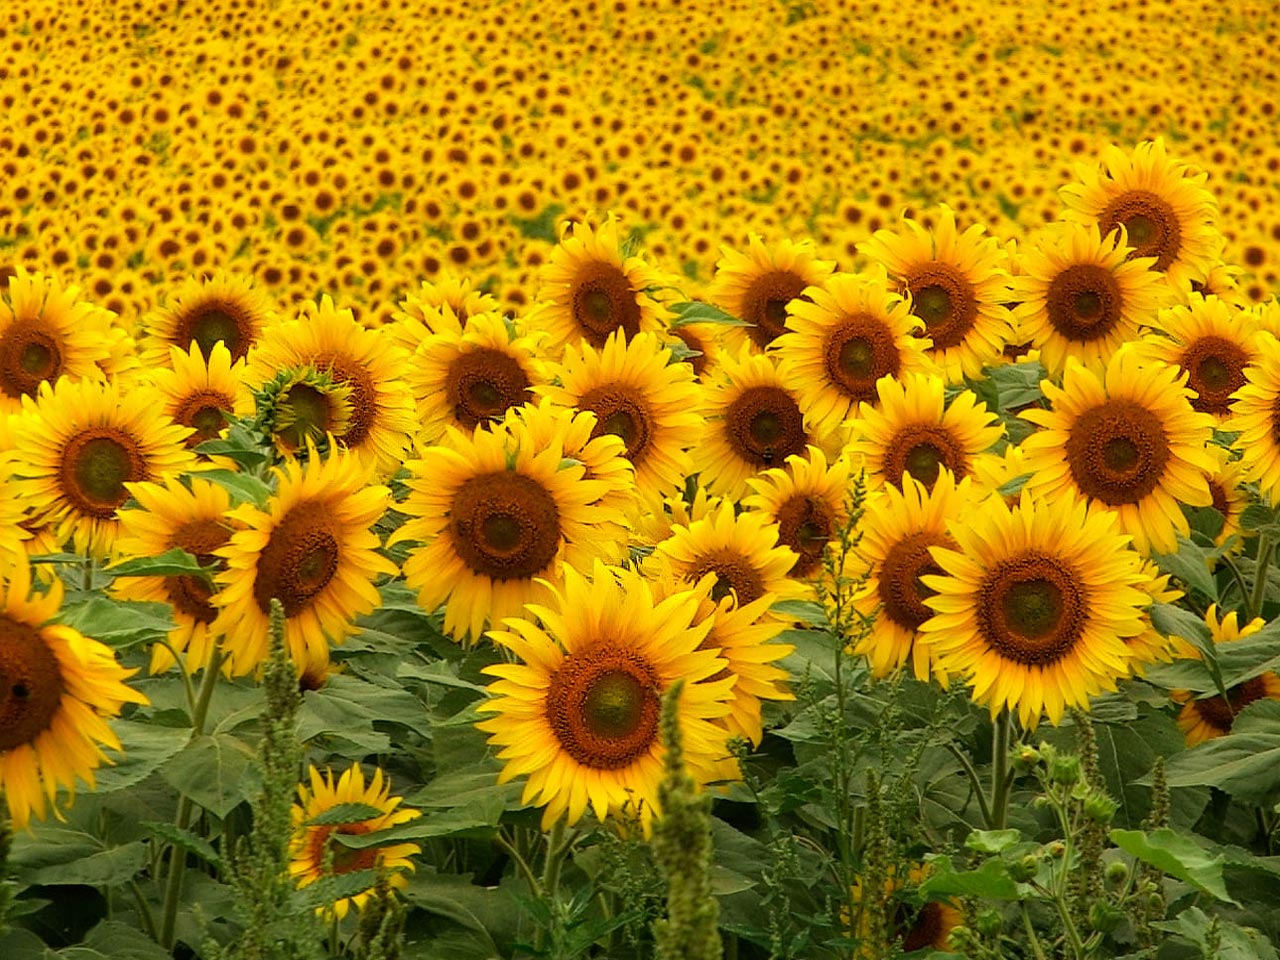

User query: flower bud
[1046,841,1066,860]
[1089,902,1122,934]
[1013,745,1041,773]
[974,909,1002,937]
[1105,861,1129,887]
[1009,854,1040,882]
[1084,792,1118,824]
[1051,754,1081,787]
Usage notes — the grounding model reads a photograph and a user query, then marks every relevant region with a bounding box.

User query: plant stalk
[990,711,1013,830]
[1248,532,1273,620]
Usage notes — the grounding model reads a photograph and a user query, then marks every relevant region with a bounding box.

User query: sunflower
[211,447,397,677]
[246,297,417,476]
[0,269,113,413]
[847,372,1004,493]
[539,330,703,501]
[477,560,736,832]
[1021,351,1217,555]
[859,205,1014,382]
[289,763,421,919]
[10,377,197,559]
[393,413,627,643]
[969,441,1030,503]
[848,864,962,957]
[0,557,148,828]
[1013,222,1166,377]
[629,484,721,551]
[111,477,234,675]
[1059,138,1220,292]
[147,342,253,450]
[1124,559,1186,674]
[1203,443,1247,550]
[771,270,936,435]
[848,469,978,681]
[1225,330,1280,505]
[140,270,273,368]
[389,270,503,354]
[918,492,1152,727]
[708,234,835,351]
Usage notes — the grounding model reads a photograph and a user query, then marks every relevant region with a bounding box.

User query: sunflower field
[2,0,1280,958]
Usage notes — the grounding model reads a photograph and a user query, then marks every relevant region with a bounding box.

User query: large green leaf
[12,828,147,887]
[917,856,1022,900]
[55,597,176,650]
[105,548,212,582]
[161,733,258,817]
[1153,906,1279,960]
[1160,700,1280,805]
[90,720,189,793]
[1109,828,1236,904]
[57,921,170,960]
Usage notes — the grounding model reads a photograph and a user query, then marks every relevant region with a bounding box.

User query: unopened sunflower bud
[1051,754,1081,787]
[1046,841,1066,860]
[1013,745,1041,773]
[1089,901,1122,934]
[1084,792,1118,824]
[1105,860,1128,887]
[1009,854,1040,882]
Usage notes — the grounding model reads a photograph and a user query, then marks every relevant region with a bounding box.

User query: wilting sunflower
[919,492,1152,727]
[848,469,978,681]
[771,270,935,435]
[539,330,703,501]
[111,477,234,675]
[0,269,113,413]
[1225,330,1280,505]
[139,270,273,368]
[290,764,421,919]
[1014,222,1166,377]
[406,310,545,444]
[212,447,397,677]
[147,342,253,450]
[477,560,736,831]
[11,378,196,558]
[394,413,626,642]
[1021,351,1216,556]
[847,371,1004,493]
[526,216,666,355]
[743,446,853,581]
[246,297,417,476]
[694,347,823,499]
[1059,138,1220,292]
[0,558,148,828]
[708,234,836,351]
[860,205,1014,382]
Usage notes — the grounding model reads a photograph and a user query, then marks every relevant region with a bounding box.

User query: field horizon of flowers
[1,1,1279,959]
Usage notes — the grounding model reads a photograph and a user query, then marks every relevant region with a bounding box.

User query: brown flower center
[570,261,641,347]
[881,423,967,490]
[904,263,977,350]
[174,299,256,361]
[672,326,709,377]
[0,318,63,398]
[724,385,807,469]
[545,646,661,769]
[252,500,340,617]
[741,270,808,347]
[445,347,531,429]
[976,552,1087,666]
[313,352,377,448]
[1098,189,1183,272]
[1180,336,1248,416]
[450,471,561,580]
[165,517,231,623]
[579,384,654,466]
[687,548,766,606]
[1064,400,1170,505]
[824,314,900,402]
[1044,263,1123,342]
[774,495,837,577]
[878,531,951,631]
[1189,676,1271,735]
[0,616,66,751]
[171,389,234,447]
[307,821,380,875]
[59,428,149,518]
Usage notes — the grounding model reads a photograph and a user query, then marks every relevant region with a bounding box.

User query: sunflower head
[141,270,273,368]
[149,342,253,449]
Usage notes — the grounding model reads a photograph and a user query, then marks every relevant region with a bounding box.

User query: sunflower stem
[1248,532,1273,621]
[495,830,541,895]
[990,711,1013,830]
[541,818,568,901]
[944,741,995,828]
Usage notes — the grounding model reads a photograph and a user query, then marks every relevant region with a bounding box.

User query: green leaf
[195,468,272,506]
[1154,906,1279,960]
[918,856,1022,900]
[769,599,826,624]
[142,821,223,871]
[305,802,387,826]
[964,829,1022,854]
[106,547,212,582]
[1160,700,1280,805]
[1109,828,1237,903]
[12,828,147,886]
[58,920,171,960]
[667,300,752,327]
[1148,602,1227,699]
[1215,617,1280,688]
[91,720,190,793]
[1239,502,1277,532]
[161,733,258,817]
[1152,540,1218,603]
[56,597,176,649]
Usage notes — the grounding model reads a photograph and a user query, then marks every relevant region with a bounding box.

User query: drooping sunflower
[859,205,1014,382]
[1013,222,1166,377]
[211,447,397,678]
[1059,138,1220,292]
[0,557,148,828]
[1225,330,1280,505]
[147,342,253,450]
[111,477,235,675]
[708,234,836,351]
[848,469,979,681]
[771,270,936,436]
[477,560,737,832]
[139,270,273,368]
[246,297,417,476]
[289,763,421,919]
[1021,351,1217,556]
[0,269,113,413]
[539,330,703,501]
[10,378,197,559]
[393,413,627,643]
[918,492,1152,727]
[847,372,1004,493]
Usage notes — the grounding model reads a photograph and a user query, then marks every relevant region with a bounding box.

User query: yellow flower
[147,342,254,449]
[1226,330,1280,506]
[140,270,274,368]
[708,234,835,351]
[743,446,854,580]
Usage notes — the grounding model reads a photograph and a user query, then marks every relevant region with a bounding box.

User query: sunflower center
[1045,263,1122,341]
[450,471,561,580]
[725,385,807,468]
[546,645,661,770]
[570,262,642,347]
[579,385,653,465]
[896,901,951,953]
[308,823,380,875]
[177,303,253,361]
[774,495,836,577]
[742,270,808,347]
[905,264,977,350]
[688,548,766,606]
[1098,189,1183,272]
[165,517,231,623]
[881,423,967,490]
[277,383,343,449]
[252,501,341,616]
[1181,336,1248,416]
[824,314,900,402]
[878,531,950,630]
[0,616,66,751]
[173,389,234,447]
[1064,400,1170,505]
[977,552,1087,666]
[1190,677,1270,735]
[0,319,63,398]
[446,347,531,429]
[313,352,377,448]
[60,429,149,518]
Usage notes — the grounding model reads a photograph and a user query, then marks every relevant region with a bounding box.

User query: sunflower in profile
[1204,443,1247,550]
[743,447,854,581]
[290,764,421,919]
[389,270,503,353]
[919,492,1152,727]
[147,342,253,450]
[111,477,234,675]
[771,270,935,436]
[1059,138,1220,292]
[847,372,1004,493]
[1021,351,1216,555]
[860,205,1014,382]
[211,447,397,678]
[526,216,666,355]
[393,413,627,643]
[477,560,736,832]
[540,330,703,501]
[1124,559,1185,675]
[0,269,113,413]
[140,270,273,368]
[708,234,836,351]
[11,378,196,558]
[406,311,546,444]
[1014,222,1165,377]
[0,557,148,828]
[246,297,417,476]
[848,469,978,681]
[1226,330,1280,505]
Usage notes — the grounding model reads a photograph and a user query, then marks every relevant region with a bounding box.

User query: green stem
[1021,903,1049,960]
[155,637,197,718]
[1249,532,1273,621]
[990,711,1013,830]
[945,741,995,828]
[495,831,541,895]
[329,912,340,957]
[82,558,94,592]
[129,880,158,941]
[1220,554,1250,608]
[541,818,569,900]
